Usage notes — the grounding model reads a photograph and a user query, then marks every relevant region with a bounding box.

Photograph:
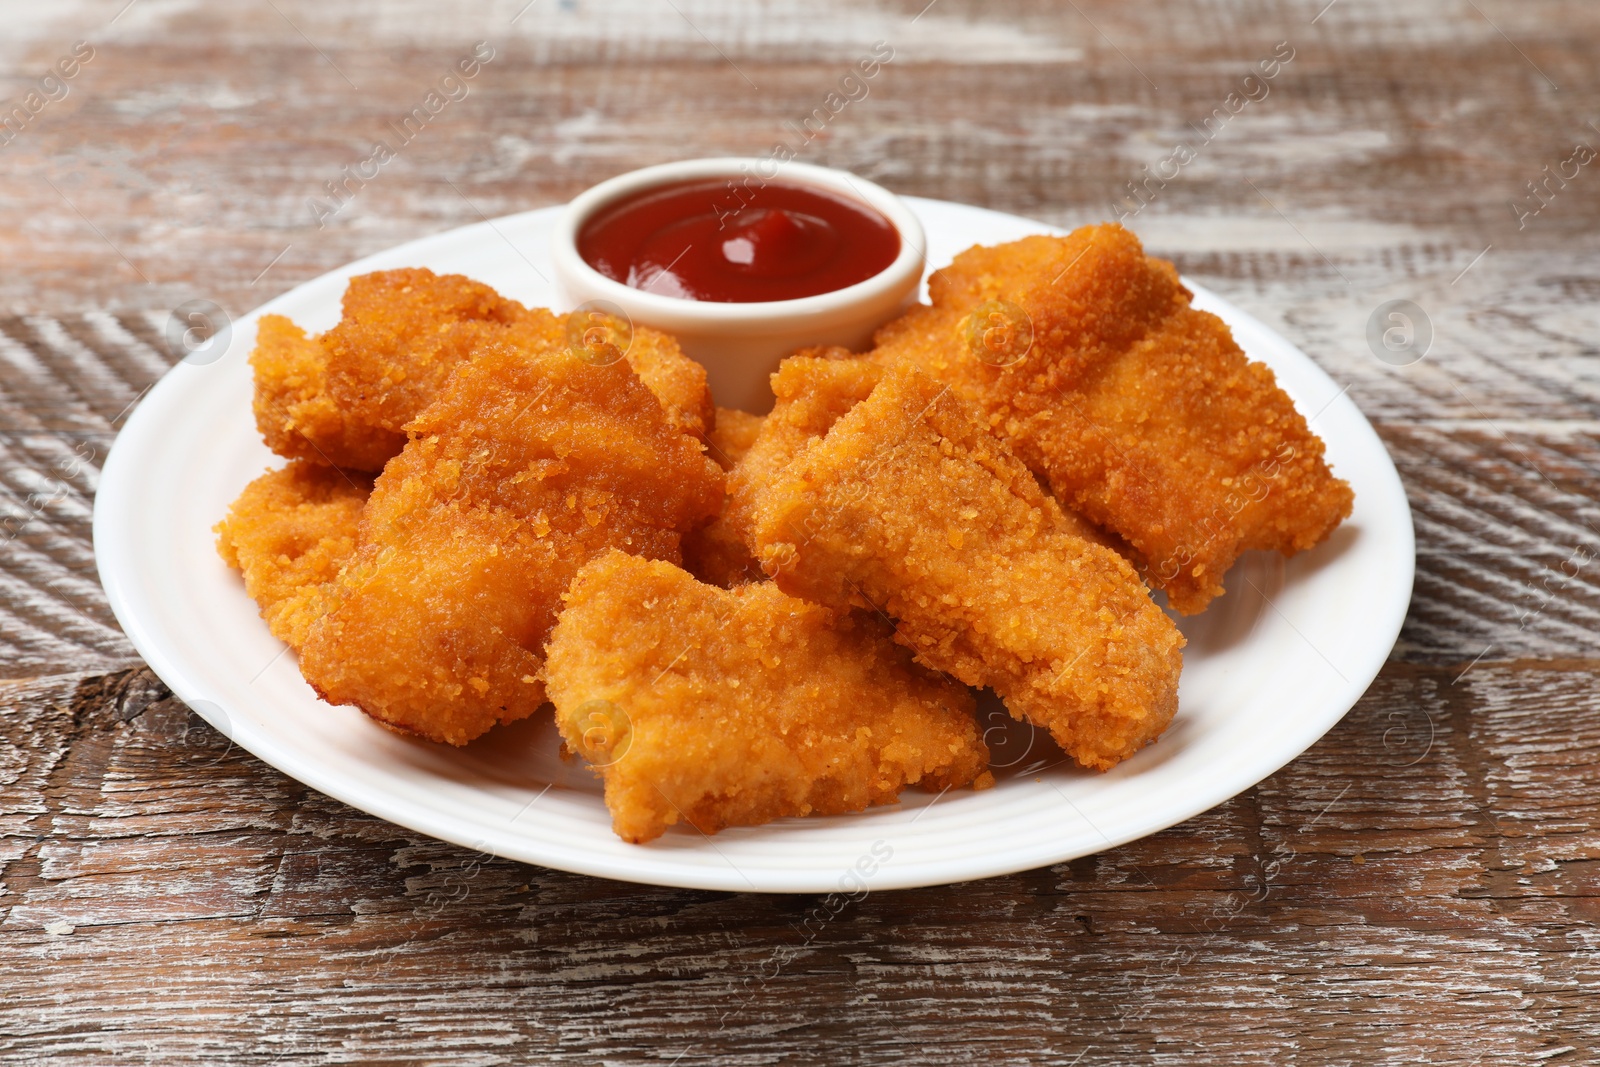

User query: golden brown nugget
[721,354,885,564]
[249,315,405,470]
[545,550,990,843]
[704,406,764,471]
[753,363,1184,771]
[324,266,713,441]
[427,313,716,439]
[491,310,716,440]
[681,407,766,587]
[612,321,714,440]
[870,224,1353,614]
[687,356,880,587]
[253,269,713,471]
[298,341,724,746]
[215,462,373,649]
[322,267,534,436]
[726,353,1108,555]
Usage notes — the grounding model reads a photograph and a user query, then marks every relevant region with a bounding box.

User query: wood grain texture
[2,663,1597,1064]
[2,0,1598,1063]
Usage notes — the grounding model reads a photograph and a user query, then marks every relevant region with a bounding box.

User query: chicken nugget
[726,353,1109,556]
[492,310,715,440]
[249,314,405,470]
[686,356,884,587]
[252,269,713,472]
[215,461,373,649]
[611,321,715,440]
[297,339,724,745]
[545,550,990,843]
[753,362,1184,771]
[681,406,766,587]
[703,406,764,471]
[725,353,884,541]
[870,224,1353,614]
[322,267,534,435]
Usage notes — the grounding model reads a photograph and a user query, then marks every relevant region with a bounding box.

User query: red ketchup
[577,179,901,303]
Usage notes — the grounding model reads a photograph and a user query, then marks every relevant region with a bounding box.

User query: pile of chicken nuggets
[216,223,1353,844]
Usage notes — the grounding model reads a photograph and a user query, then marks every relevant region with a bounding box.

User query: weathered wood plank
[1,663,1597,1064]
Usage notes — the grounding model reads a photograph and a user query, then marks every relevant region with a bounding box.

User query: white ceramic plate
[94,197,1413,893]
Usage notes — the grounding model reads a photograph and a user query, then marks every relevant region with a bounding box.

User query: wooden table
[4,2,1597,1062]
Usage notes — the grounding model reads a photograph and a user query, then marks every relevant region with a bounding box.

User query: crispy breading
[482,312,715,440]
[719,355,885,569]
[870,224,1353,614]
[214,461,373,649]
[545,550,991,843]
[249,314,405,470]
[297,341,725,746]
[251,269,713,472]
[681,407,766,587]
[322,267,534,436]
[614,323,715,440]
[752,362,1184,771]
[727,353,1110,556]
[686,357,881,587]
[704,406,764,471]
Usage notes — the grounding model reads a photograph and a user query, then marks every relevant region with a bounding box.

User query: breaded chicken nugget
[611,322,715,440]
[545,550,990,843]
[725,354,884,546]
[726,353,1109,557]
[753,363,1184,771]
[480,311,716,440]
[252,269,713,471]
[703,406,764,471]
[322,267,533,436]
[297,340,724,745]
[681,406,766,587]
[685,356,883,588]
[215,461,373,649]
[870,224,1353,614]
[249,315,405,470]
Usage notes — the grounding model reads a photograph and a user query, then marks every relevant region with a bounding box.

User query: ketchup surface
[577,179,901,303]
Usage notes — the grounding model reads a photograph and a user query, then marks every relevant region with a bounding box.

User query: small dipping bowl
[551,158,926,413]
